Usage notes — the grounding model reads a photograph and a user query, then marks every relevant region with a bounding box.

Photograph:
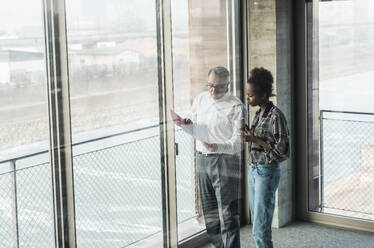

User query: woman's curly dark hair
[247,67,275,99]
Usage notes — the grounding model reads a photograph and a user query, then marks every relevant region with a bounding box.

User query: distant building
[0,49,44,85]
[69,46,144,79]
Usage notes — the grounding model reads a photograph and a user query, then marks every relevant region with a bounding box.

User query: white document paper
[170,109,210,143]
[180,123,210,143]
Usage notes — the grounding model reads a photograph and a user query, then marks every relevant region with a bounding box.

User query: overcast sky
[0,0,188,36]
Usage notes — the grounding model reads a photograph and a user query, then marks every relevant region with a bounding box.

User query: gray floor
[201,221,374,248]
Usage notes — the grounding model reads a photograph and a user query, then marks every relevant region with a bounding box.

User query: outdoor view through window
[309,0,374,222]
[0,1,53,247]
[0,0,234,247]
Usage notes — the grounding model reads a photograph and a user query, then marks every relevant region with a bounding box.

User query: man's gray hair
[208,66,230,83]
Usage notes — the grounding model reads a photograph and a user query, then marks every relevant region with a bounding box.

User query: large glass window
[0,0,53,247]
[0,0,244,246]
[308,0,374,221]
[66,0,162,247]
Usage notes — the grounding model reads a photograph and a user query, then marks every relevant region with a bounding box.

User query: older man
[186,66,245,248]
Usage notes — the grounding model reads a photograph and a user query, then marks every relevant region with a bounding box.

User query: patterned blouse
[248,101,289,165]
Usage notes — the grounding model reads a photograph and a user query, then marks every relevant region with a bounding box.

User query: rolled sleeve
[216,105,246,154]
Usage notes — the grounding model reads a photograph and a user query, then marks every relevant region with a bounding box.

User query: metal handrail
[0,124,159,164]
[321,109,374,116]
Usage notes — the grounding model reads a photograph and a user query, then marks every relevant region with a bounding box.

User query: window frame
[295,0,374,232]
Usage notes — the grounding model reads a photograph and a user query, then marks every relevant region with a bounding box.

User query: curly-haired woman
[241,67,290,248]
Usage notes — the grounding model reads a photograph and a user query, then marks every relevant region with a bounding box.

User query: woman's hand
[241,124,271,150]
[241,124,256,142]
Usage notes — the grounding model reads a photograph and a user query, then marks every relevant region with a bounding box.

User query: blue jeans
[248,163,281,248]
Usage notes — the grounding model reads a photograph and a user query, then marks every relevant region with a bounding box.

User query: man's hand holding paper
[170,109,192,126]
[170,109,210,143]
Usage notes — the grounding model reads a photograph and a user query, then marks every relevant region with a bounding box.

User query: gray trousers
[196,152,241,248]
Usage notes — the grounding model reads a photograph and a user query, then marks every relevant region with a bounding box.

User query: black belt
[196,151,233,157]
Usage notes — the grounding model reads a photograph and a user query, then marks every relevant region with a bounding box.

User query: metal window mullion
[10,161,20,248]
[312,0,321,213]
[42,0,76,247]
[306,0,321,212]
[155,0,178,247]
[319,110,324,212]
[227,0,246,223]
[240,0,250,224]
[226,0,243,98]
[227,0,234,88]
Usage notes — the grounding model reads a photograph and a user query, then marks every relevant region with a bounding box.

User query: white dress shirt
[188,91,245,155]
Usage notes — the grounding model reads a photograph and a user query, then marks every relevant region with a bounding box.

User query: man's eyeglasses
[207,83,228,90]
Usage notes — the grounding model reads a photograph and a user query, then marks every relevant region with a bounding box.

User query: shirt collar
[211,90,230,102]
[255,101,274,118]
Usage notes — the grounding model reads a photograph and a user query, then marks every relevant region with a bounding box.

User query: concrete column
[248,0,294,227]
[274,0,294,228]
